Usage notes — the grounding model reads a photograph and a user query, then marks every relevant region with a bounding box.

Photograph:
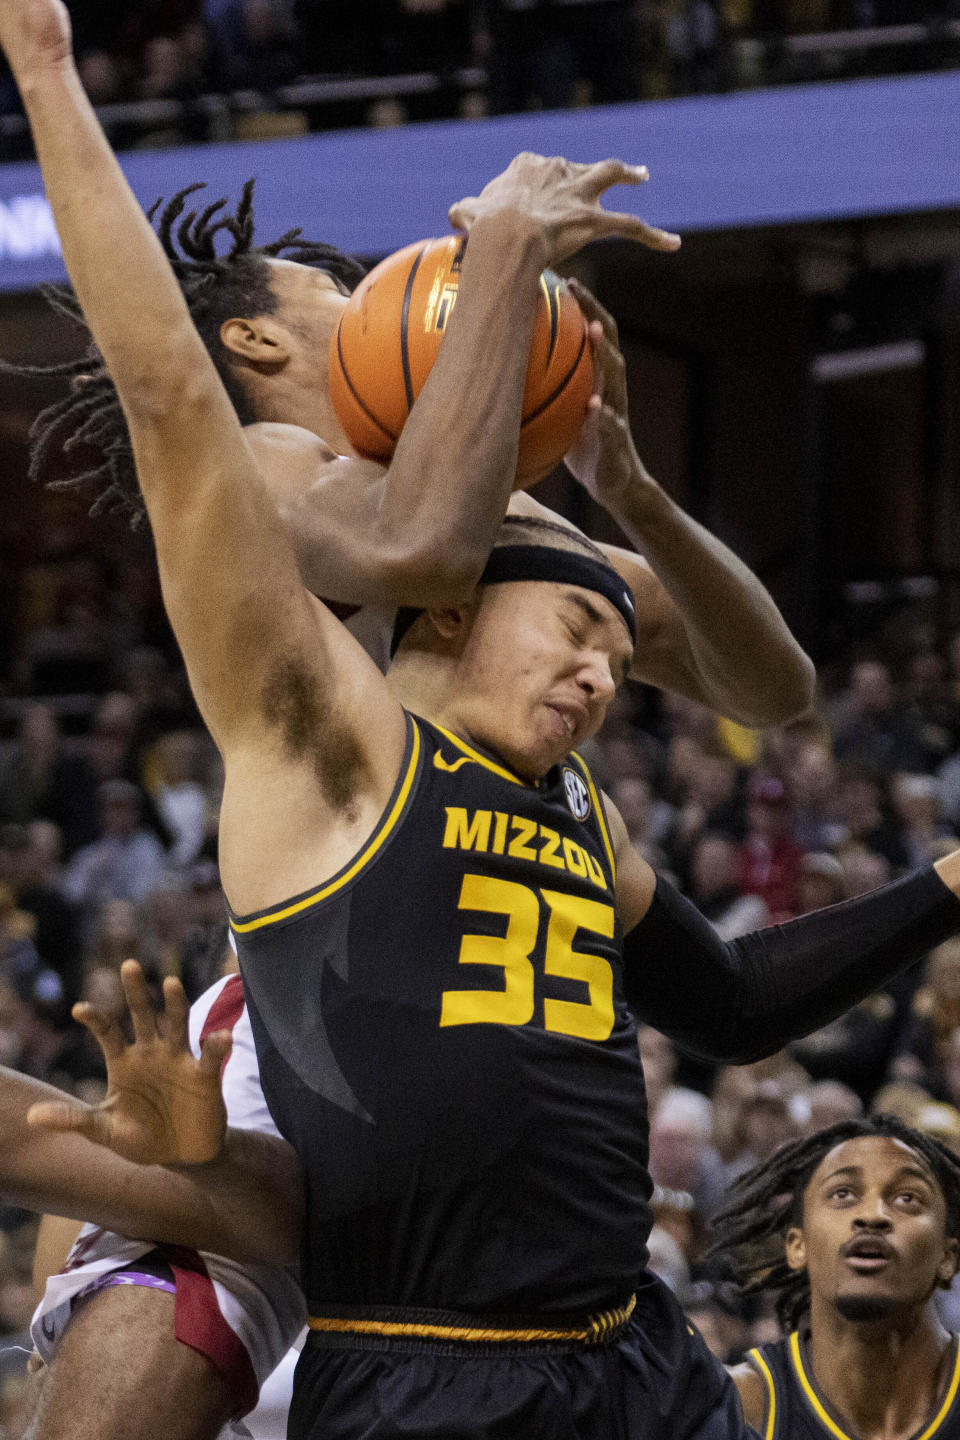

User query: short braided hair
[19,181,366,526]
[708,1113,960,1331]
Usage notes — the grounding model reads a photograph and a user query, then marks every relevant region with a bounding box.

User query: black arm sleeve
[623,866,960,1064]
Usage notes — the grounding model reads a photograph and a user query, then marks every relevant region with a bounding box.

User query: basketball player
[7,12,814,1427]
[717,1115,960,1440]
[23,155,814,726]
[10,1,952,1435]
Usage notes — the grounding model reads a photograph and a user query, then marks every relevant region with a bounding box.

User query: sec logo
[563,768,591,821]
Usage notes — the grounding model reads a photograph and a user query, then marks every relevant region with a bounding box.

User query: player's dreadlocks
[20,180,366,525]
[708,1113,960,1331]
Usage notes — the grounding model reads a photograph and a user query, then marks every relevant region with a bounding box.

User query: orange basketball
[329,235,593,486]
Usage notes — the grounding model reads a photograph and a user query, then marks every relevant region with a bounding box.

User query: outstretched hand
[449,153,681,265]
[564,279,642,504]
[26,960,231,1166]
[0,0,74,80]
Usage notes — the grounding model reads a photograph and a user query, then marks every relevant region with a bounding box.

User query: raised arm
[250,161,681,611]
[0,0,418,920]
[609,802,960,1064]
[561,283,815,727]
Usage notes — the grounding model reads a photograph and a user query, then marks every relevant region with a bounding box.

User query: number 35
[439,873,616,1042]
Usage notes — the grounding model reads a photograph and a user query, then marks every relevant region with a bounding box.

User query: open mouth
[545,703,584,740]
[841,1237,895,1271]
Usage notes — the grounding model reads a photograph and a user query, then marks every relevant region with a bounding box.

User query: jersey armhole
[746,1349,777,1440]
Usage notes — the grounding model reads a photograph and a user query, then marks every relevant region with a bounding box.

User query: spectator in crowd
[737,774,804,922]
[893,937,960,1094]
[61,778,166,926]
[830,657,928,773]
[178,860,230,1000]
[204,0,301,91]
[688,828,768,938]
[794,848,843,913]
[834,763,908,869]
[150,729,208,868]
[0,822,80,999]
[484,0,640,114]
[890,771,957,870]
[636,1023,678,1122]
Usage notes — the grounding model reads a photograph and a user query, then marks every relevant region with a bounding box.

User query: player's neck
[806,1301,953,1439]
[386,650,454,723]
[249,377,351,453]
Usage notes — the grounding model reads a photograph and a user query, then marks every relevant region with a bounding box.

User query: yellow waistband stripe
[308,1293,636,1346]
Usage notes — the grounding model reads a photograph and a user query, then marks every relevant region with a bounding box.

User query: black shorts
[289,1273,750,1440]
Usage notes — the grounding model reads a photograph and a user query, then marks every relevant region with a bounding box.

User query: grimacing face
[785,1136,959,1322]
[446,578,633,782]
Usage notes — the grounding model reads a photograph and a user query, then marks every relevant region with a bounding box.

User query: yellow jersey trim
[231,720,421,934]
[747,1348,777,1440]
[308,1293,635,1346]
[917,1336,960,1440]
[571,751,616,885]
[432,724,525,786]
[790,1331,851,1440]
[789,1330,960,1440]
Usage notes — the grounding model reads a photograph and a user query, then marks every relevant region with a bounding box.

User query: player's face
[786,1137,959,1323]
[266,257,351,357]
[450,580,633,780]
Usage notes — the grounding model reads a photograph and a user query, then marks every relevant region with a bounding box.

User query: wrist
[597,453,662,519]
[464,209,549,276]
[17,56,81,106]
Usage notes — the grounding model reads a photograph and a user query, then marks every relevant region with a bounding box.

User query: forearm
[0,1070,299,1264]
[15,60,208,411]
[370,213,548,604]
[624,867,960,1063]
[608,464,814,726]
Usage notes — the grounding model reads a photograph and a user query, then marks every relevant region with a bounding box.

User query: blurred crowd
[1,537,960,1406]
[0,0,957,140]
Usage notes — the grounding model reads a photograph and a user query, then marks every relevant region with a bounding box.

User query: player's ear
[220,316,293,367]
[937,1237,959,1289]
[426,603,476,644]
[784,1226,806,1272]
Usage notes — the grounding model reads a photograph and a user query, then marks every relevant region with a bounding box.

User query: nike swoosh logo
[433,753,471,774]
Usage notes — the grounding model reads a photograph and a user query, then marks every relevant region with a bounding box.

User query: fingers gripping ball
[329,236,593,487]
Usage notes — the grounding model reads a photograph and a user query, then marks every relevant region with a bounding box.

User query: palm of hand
[98,1045,227,1167]
[26,961,232,1167]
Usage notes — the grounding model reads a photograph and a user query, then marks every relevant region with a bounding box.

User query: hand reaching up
[27,960,232,1166]
[449,152,681,265]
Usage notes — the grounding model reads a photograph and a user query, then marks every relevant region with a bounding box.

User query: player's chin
[832,1287,902,1323]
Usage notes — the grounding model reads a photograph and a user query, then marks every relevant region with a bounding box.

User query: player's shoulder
[244,421,340,463]
[727,1355,772,1432]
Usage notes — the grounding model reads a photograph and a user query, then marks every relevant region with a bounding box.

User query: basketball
[329,235,593,486]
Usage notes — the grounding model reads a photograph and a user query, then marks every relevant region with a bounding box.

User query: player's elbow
[763,647,817,726]
[377,536,487,608]
[723,646,816,729]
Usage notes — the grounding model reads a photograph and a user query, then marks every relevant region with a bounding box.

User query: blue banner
[0,70,958,291]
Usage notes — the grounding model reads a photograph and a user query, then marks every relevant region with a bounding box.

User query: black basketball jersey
[747,1332,960,1440]
[231,712,652,1318]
